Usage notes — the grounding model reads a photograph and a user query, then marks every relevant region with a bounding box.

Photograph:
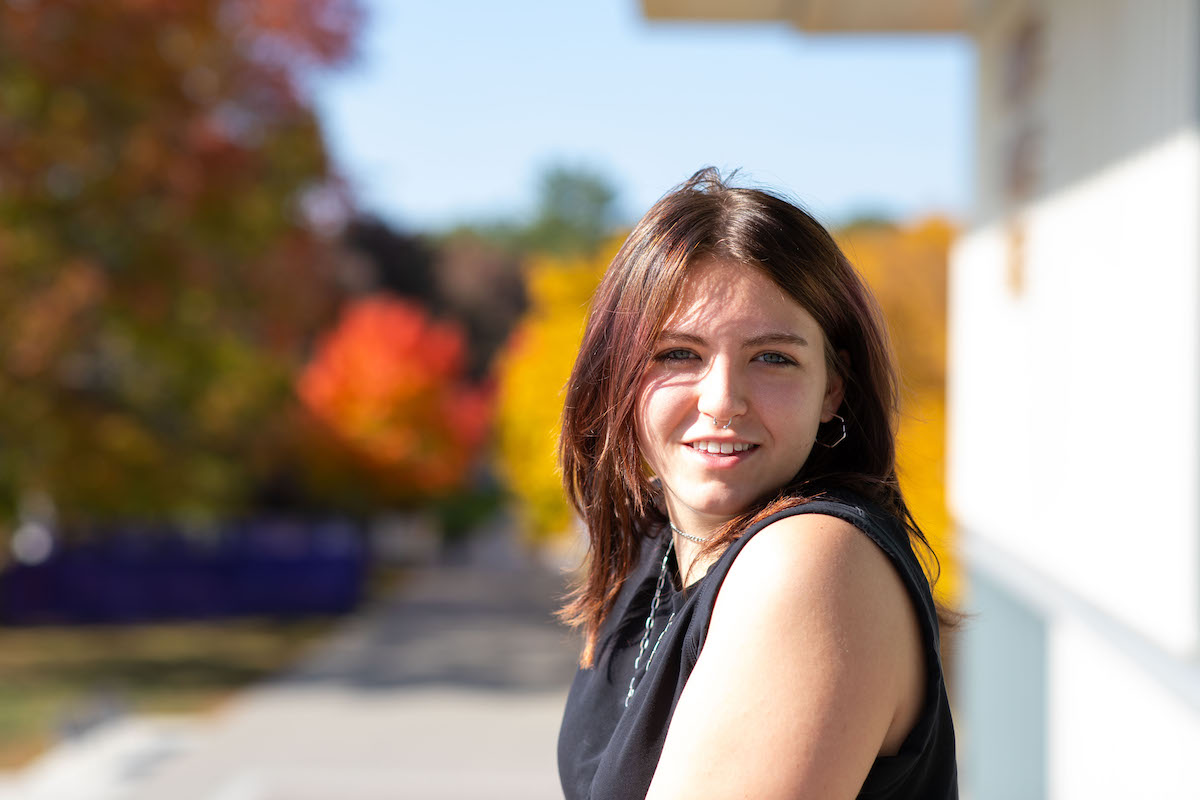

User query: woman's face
[635,258,844,533]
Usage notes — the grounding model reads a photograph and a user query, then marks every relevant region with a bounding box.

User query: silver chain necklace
[624,537,677,708]
[669,521,710,544]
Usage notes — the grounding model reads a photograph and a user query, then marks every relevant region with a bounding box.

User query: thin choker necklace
[669,521,710,544]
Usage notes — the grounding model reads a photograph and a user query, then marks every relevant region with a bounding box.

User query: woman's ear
[821,350,849,421]
[821,372,845,422]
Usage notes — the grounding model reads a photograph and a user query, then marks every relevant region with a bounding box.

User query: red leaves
[297,298,492,498]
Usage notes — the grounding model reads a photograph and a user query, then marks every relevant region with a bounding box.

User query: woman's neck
[666,513,726,588]
[671,534,713,588]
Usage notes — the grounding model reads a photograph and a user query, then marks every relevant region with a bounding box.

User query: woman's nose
[696,358,747,423]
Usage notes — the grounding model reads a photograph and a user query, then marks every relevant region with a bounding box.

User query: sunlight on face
[635,259,844,534]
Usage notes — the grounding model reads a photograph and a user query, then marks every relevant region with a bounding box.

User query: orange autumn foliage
[298,297,490,498]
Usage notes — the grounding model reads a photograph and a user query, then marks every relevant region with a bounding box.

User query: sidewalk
[0,530,582,800]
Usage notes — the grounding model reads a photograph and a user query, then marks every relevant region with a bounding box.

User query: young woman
[555,169,958,798]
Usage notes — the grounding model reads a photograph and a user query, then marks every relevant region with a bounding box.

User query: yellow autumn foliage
[837,218,959,605]
[492,243,616,541]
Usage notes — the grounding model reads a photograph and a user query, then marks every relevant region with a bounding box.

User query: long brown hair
[558,167,944,666]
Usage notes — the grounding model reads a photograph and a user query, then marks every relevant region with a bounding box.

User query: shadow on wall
[960,568,1047,800]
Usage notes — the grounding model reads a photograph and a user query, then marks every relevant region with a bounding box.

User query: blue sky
[313,0,974,232]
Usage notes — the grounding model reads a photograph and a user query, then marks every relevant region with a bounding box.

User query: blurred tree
[492,241,616,541]
[836,217,958,604]
[432,233,527,378]
[0,0,362,538]
[296,297,491,509]
[445,164,621,259]
[342,217,438,303]
[522,165,620,257]
[342,219,527,380]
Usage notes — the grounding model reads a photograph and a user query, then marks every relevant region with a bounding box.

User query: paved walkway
[0,533,582,800]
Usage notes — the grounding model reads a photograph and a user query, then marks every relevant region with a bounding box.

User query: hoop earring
[816,413,847,448]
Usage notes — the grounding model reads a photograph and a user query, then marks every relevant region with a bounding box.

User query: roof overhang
[641,0,966,33]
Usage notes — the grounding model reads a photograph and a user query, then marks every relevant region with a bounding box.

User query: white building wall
[952,0,1200,796]
[971,0,1198,221]
[1050,619,1200,798]
[964,531,1200,798]
[953,130,1200,654]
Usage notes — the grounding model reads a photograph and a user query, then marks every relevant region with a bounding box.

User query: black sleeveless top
[557,492,958,799]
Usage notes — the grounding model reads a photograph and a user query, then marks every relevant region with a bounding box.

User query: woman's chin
[671,494,754,526]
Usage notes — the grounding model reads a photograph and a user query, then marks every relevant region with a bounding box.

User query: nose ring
[708,414,733,430]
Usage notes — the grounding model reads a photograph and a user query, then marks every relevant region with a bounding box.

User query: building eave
[641,0,967,33]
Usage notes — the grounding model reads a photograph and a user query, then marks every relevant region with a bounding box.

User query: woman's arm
[646,513,925,799]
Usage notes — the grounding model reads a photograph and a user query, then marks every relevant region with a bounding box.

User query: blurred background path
[0,526,581,800]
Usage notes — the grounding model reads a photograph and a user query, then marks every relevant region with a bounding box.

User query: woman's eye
[655,348,697,362]
[755,352,795,365]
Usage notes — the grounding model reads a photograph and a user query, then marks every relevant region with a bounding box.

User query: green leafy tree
[0,0,362,538]
[444,164,621,259]
[522,165,619,256]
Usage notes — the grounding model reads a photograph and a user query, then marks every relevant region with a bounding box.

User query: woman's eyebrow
[744,332,810,348]
[656,331,810,348]
[656,330,706,345]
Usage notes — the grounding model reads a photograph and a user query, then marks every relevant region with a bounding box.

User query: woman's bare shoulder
[647,512,924,799]
[723,511,902,605]
[711,512,920,687]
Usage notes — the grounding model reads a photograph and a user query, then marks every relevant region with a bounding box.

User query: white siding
[954,0,1200,795]
[953,0,1200,659]
[971,0,1198,221]
[1050,619,1200,798]
[953,130,1200,654]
